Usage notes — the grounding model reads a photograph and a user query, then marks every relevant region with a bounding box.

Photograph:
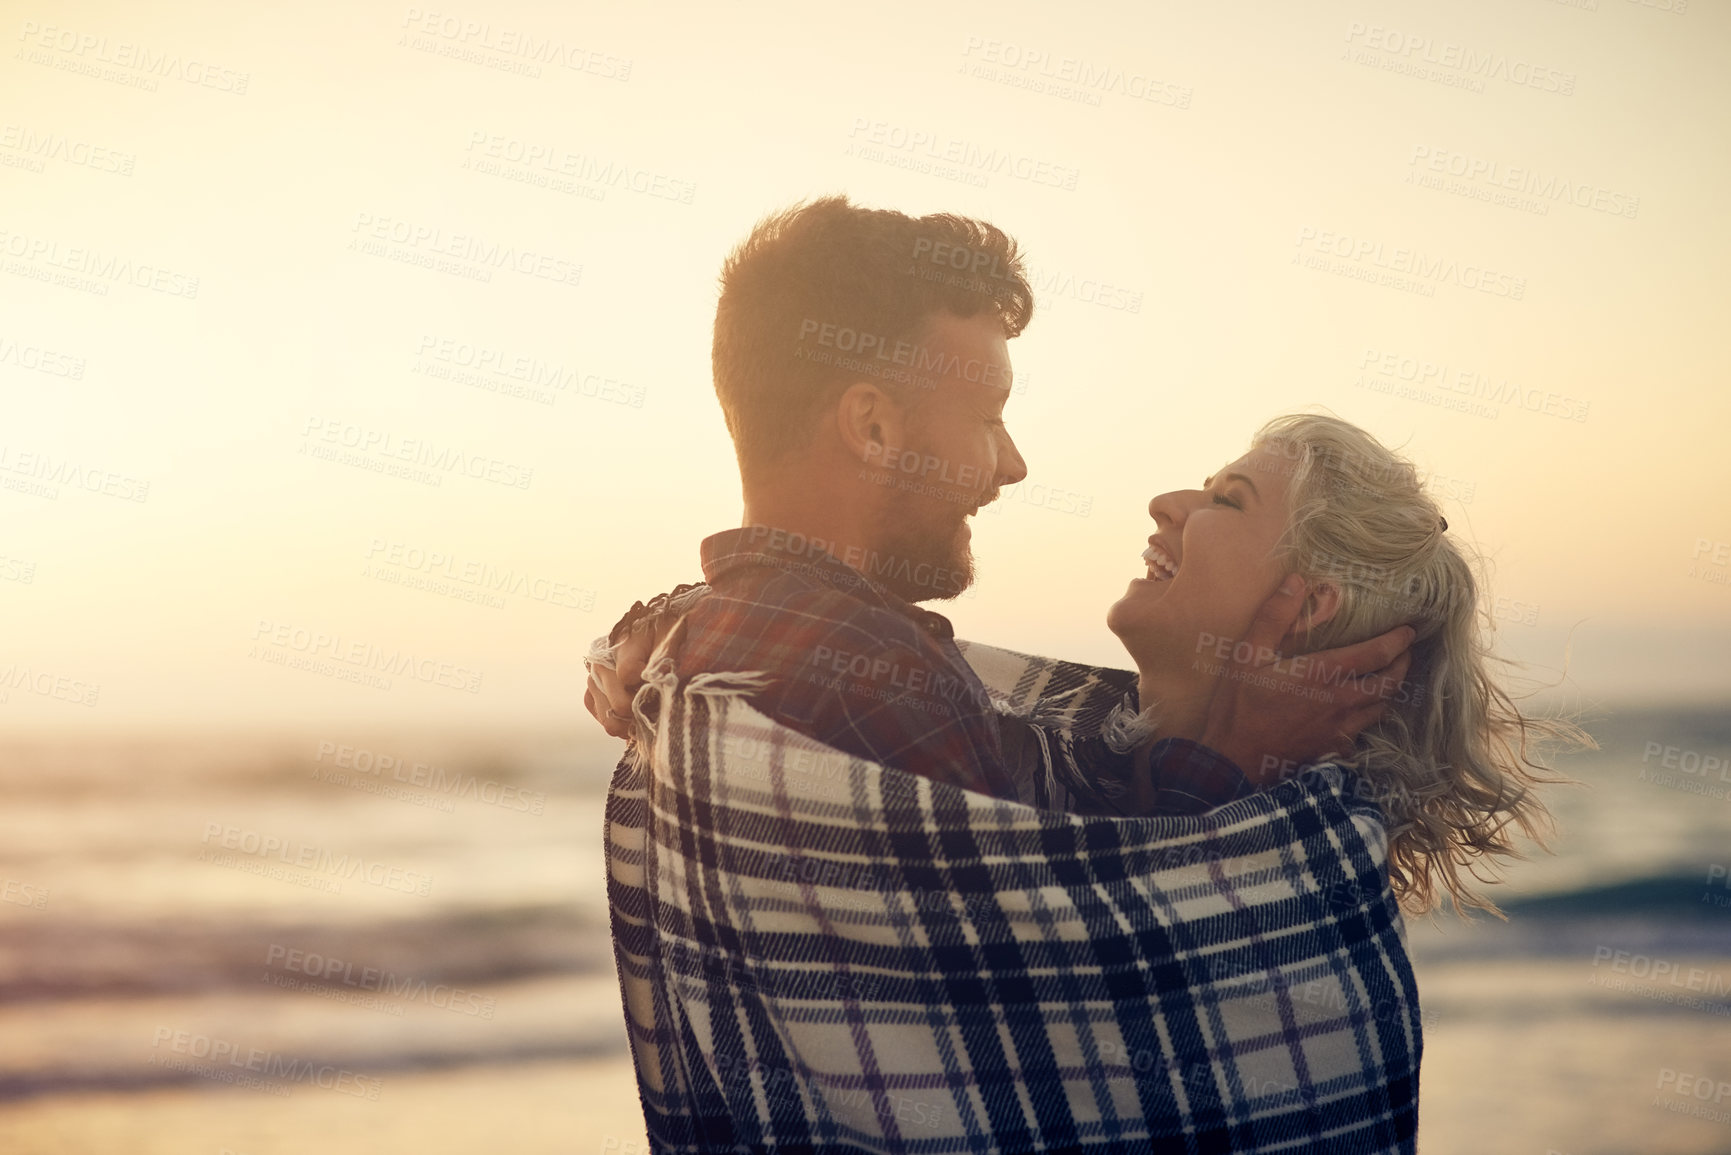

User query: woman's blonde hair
[1251,413,1589,918]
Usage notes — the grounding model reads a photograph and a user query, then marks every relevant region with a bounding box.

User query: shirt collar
[699,526,957,641]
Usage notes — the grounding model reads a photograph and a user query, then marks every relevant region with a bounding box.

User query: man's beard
[870,488,988,603]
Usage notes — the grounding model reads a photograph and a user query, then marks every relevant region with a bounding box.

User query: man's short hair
[712,195,1034,478]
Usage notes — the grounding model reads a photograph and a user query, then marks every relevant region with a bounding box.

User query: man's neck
[741,482,878,571]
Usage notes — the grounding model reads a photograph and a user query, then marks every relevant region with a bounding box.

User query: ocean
[0,708,1726,1154]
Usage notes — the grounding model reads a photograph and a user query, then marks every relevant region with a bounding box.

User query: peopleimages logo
[148,1028,381,1100]
[300,416,534,490]
[463,131,694,204]
[1356,348,1588,422]
[17,21,251,94]
[200,822,435,896]
[312,740,547,814]
[0,443,149,502]
[0,663,100,707]
[1343,22,1576,95]
[348,212,582,288]
[398,7,632,80]
[734,526,978,601]
[413,335,645,409]
[1,877,48,910]
[1406,146,1639,219]
[0,226,199,299]
[1690,539,1731,590]
[1294,227,1526,300]
[0,124,136,175]
[795,318,1014,391]
[846,117,1081,191]
[364,538,594,612]
[249,617,484,695]
[862,443,994,492]
[958,36,1192,109]
[0,332,86,379]
[264,944,496,1018]
[1638,740,1731,800]
[1591,946,1731,997]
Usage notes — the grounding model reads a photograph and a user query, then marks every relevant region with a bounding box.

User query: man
[586,195,1413,810]
[585,197,1422,1154]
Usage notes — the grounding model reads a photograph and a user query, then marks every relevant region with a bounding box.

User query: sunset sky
[3,0,1727,731]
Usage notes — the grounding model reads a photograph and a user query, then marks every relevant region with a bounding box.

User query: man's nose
[997,432,1028,487]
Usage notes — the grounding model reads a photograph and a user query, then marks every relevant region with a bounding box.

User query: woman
[1091,412,1575,916]
[586,412,1578,1152]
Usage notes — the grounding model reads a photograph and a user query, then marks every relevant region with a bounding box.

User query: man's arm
[953,577,1414,817]
[586,583,1017,798]
[589,575,1416,807]
[1192,574,1416,783]
[952,640,1265,817]
[1104,576,1413,813]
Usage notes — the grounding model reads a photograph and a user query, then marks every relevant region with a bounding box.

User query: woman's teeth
[1142,544,1178,581]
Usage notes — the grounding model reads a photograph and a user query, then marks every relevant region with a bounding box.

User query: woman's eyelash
[1211,493,1240,509]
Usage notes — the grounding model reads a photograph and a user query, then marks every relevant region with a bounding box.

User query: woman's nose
[1149,489,1183,527]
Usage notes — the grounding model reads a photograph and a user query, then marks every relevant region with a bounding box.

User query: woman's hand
[584,584,708,739]
[1195,575,1416,780]
[584,622,667,740]
[583,650,639,740]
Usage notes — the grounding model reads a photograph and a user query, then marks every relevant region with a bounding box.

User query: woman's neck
[1113,670,1214,815]
[1134,669,1210,745]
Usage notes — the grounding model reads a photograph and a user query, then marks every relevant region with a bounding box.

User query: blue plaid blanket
[604,635,1422,1153]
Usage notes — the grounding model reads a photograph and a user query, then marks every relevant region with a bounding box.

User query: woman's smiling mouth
[1142,539,1179,581]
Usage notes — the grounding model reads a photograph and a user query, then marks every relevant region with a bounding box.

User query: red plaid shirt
[654,527,1252,812]
[1141,738,1255,816]
[676,527,1015,798]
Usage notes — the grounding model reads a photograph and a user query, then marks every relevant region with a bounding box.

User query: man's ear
[834,382,906,465]
[1284,579,1342,646]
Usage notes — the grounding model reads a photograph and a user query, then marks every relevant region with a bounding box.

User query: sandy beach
[1,715,1726,1154]
[0,1055,645,1155]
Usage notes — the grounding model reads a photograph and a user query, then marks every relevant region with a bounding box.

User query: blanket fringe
[683,670,771,698]
[626,614,770,744]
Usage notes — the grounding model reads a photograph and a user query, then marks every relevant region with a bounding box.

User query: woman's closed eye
[1211,493,1242,510]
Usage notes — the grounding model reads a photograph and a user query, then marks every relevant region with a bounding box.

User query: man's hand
[583,618,670,741]
[1194,575,1416,782]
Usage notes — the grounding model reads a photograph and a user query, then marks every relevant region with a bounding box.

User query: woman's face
[1107,445,1297,670]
